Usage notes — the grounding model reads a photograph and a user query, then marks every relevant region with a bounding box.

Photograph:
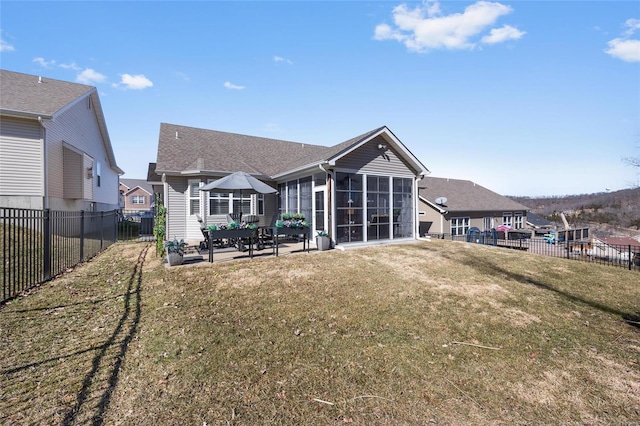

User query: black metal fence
[429,232,640,271]
[1,208,124,304]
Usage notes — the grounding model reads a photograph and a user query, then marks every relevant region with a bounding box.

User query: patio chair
[257,213,279,250]
[228,212,243,223]
[196,214,210,251]
[226,212,251,251]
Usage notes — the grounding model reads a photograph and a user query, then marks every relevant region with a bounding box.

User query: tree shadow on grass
[61,244,149,425]
[444,250,640,330]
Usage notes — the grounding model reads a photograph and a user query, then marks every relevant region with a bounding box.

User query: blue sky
[1,1,638,196]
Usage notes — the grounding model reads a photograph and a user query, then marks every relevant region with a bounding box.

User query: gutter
[38,116,50,209]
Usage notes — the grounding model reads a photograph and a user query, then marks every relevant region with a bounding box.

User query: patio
[166,237,316,267]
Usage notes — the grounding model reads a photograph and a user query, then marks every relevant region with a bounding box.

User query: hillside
[509,187,640,235]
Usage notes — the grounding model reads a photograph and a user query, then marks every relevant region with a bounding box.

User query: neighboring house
[588,236,640,264]
[0,69,123,211]
[146,162,163,200]
[119,178,157,213]
[154,123,429,245]
[526,212,554,230]
[418,177,529,236]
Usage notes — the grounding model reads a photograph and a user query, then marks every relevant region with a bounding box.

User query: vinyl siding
[0,117,44,197]
[166,176,187,240]
[63,146,83,199]
[334,136,415,176]
[43,96,119,207]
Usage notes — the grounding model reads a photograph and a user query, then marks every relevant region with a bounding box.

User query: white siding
[166,176,187,240]
[0,117,44,197]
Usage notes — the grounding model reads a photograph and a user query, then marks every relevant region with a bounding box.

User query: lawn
[1,240,638,425]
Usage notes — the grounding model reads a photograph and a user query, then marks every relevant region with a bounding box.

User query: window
[257,194,265,215]
[451,217,470,236]
[131,195,145,204]
[502,212,513,227]
[336,172,363,243]
[393,177,413,238]
[96,161,101,187]
[209,192,229,215]
[188,181,200,216]
[232,191,251,214]
[315,191,325,232]
[514,213,523,229]
[367,175,390,240]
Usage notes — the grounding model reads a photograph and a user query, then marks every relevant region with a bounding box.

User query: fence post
[629,245,632,271]
[80,210,85,262]
[43,209,51,281]
[100,211,104,251]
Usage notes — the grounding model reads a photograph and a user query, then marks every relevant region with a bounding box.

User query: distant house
[588,236,640,264]
[119,178,156,213]
[0,69,123,211]
[146,162,163,199]
[153,123,429,245]
[418,177,529,236]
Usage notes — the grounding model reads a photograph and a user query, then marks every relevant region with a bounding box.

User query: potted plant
[316,230,331,251]
[164,238,188,266]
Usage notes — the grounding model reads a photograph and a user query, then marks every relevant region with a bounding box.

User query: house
[0,69,123,211]
[418,177,529,236]
[119,178,157,213]
[153,123,429,245]
[588,236,640,264]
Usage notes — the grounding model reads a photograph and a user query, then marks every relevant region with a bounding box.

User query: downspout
[319,163,332,242]
[162,173,168,242]
[38,116,49,209]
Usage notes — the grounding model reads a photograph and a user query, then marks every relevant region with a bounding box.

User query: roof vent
[175,131,179,139]
[38,76,42,84]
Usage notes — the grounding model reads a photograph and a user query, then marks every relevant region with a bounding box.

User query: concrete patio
[165,237,318,267]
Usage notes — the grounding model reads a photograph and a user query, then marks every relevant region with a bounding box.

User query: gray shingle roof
[419,177,529,212]
[0,69,94,117]
[1,69,123,174]
[120,178,155,195]
[155,123,394,178]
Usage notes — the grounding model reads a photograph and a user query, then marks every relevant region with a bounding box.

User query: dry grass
[1,240,639,425]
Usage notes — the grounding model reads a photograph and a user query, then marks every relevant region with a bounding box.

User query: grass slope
[1,240,639,425]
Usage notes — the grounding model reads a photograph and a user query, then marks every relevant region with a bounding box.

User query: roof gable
[419,177,529,212]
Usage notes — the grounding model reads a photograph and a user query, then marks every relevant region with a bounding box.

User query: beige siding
[166,176,187,240]
[43,96,119,207]
[335,136,415,176]
[0,117,44,198]
[63,146,83,199]
[83,154,94,200]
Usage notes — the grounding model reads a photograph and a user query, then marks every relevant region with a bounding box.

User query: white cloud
[33,57,56,68]
[623,18,640,36]
[224,81,245,90]
[274,55,293,64]
[60,62,81,71]
[117,73,153,90]
[605,19,640,62]
[76,68,107,84]
[175,71,190,82]
[605,38,640,62]
[374,1,524,52]
[0,36,14,52]
[481,24,526,44]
